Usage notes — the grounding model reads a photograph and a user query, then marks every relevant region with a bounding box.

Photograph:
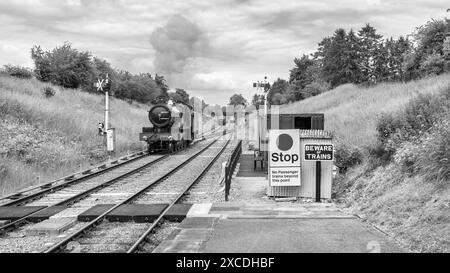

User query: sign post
[268,130,301,187]
[304,143,334,202]
[315,161,321,202]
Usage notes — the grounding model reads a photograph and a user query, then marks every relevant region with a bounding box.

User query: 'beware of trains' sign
[269,130,301,187]
[304,144,334,161]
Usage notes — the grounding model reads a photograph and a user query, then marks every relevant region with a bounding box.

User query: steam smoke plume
[150,14,208,81]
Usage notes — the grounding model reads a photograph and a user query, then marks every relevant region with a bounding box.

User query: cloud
[149,14,209,77]
[0,0,448,105]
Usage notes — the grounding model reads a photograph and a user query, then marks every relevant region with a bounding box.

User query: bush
[393,140,421,174]
[115,78,160,104]
[335,144,363,172]
[376,112,406,144]
[375,86,450,160]
[29,43,169,105]
[31,43,94,89]
[42,86,56,98]
[302,81,330,97]
[420,53,445,76]
[414,115,450,184]
[367,142,392,167]
[2,65,34,79]
[444,37,450,72]
[0,163,7,181]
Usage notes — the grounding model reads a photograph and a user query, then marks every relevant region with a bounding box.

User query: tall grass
[0,76,148,195]
[280,74,450,150]
[291,74,450,252]
[0,76,149,148]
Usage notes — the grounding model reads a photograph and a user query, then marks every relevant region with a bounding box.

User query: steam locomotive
[140,101,195,153]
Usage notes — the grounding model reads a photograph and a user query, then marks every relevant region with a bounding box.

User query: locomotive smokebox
[148,105,173,128]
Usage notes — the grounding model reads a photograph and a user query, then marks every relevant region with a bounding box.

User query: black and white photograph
[0,0,449,260]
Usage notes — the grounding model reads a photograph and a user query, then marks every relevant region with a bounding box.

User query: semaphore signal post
[95,74,115,153]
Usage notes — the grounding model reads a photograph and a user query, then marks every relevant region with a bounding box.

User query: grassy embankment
[279,74,450,253]
[0,76,148,195]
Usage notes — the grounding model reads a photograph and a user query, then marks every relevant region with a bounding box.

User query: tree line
[1,42,192,105]
[257,17,450,107]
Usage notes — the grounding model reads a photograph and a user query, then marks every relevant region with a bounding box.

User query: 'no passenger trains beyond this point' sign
[269,130,301,187]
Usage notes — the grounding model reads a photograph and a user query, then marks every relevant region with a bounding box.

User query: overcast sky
[0,0,448,105]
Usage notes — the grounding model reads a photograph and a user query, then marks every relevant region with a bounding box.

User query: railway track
[128,139,231,253]
[0,128,225,208]
[0,150,150,206]
[0,129,233,253]
[0,154,167,235]
[183,139,240,204]
[0,138,220,252]
[0,131,227,233]
[42,137,230,253]
[0,139,221,250]
[80,139,239,253]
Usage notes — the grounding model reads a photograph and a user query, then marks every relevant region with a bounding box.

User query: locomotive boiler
[140,101,195,153]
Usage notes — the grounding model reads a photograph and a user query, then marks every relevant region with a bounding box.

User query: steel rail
[0,154,170,235]
[1,126,222,204]
[0,153,152,207]
[0,151,148,203]
[1,115,225,203]
[43,138,220,253]
[127,138,231,253]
